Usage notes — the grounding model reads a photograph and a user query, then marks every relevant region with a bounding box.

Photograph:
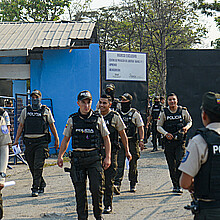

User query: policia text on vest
[57,90,111,220]
[157,93,192,193]
[13,90,59,197]
[179,91,220,219]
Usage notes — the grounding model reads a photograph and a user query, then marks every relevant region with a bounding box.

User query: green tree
[66,0,92,21]
[192,0,220,48]
[0,0,70,22]
[83,0,206,95]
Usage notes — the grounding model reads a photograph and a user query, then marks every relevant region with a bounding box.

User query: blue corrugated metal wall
[30,44,100,153]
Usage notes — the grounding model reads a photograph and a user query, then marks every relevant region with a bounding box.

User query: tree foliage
[82,0,206,95]
[0,0,209,95]
[0,0,70,21]
[191,0,220,48]
[66,0,92,21]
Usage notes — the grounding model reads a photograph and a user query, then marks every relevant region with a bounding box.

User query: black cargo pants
[114,140,140,186]
[194,207,220,220]
[103,149,118,209]
[24,136,49,191]
[70,150,104,220]
[164,140,185,188]
[152,120,161,149]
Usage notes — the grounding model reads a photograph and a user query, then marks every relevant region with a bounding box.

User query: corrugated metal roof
[0,22,96,50]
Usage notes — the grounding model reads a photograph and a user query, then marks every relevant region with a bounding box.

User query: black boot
[130,182,136,192]
[31,188,39,197]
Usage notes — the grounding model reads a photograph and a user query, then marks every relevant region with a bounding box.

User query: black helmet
[31,89,42,97]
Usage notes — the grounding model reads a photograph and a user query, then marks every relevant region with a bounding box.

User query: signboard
[106,51,147,81]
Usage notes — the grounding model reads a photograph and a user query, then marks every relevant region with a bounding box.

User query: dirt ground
[2,141,193,220]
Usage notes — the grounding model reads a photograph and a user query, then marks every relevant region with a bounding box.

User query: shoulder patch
[181,150,190,163]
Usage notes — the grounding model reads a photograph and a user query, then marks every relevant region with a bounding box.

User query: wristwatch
[0,172,6,178]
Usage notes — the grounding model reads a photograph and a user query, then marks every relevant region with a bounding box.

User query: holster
[68,150,101,183]
[69,157,86,183]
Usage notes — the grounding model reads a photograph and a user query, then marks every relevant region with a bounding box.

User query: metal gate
[0,94,28,165]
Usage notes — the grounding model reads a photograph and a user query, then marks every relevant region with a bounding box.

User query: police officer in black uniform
[14,90,59,197]
[179,91,220,219]
[57,90,111,220]
[147,96,162,152]
[157,93,192,193]
[114,93,144,194]
[99,94,132,214]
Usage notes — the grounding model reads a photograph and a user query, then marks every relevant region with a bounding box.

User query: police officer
[157,93,192,193]
[14,89,59,197]
[145,95,152,143]
[179,92,220,219]
[147,96,163,152]
[99,94,132,214]
[160,96,166,107]
[105,83,120,111]
[57,90,111,220]
[0,108,11,219]
[114,93,144,194]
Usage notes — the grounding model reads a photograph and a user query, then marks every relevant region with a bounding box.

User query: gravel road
[2,142,193,220]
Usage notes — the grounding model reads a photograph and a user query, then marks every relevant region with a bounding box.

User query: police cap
[31,89,42,97]
[77,90,92,101]
[120,93,133,101]
[201,91,220,116]
[105,83,115,91]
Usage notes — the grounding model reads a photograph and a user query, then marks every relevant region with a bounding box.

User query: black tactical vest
[104,111,119,150]
[152,103,162,120]
[24,105,49,135]
[119,108,137,139]
[71,111,101,150]
[163,106,185,134]
[194,128,220,200]
[0,108,4,116]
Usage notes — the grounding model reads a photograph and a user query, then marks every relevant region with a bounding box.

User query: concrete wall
[30,44,100,153]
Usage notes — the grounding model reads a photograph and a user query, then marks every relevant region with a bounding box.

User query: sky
[90,0,219,49]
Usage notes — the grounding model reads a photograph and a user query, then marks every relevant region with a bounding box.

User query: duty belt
[199,200,220,209]
[71,150,99,158]
[23,135,47,142]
